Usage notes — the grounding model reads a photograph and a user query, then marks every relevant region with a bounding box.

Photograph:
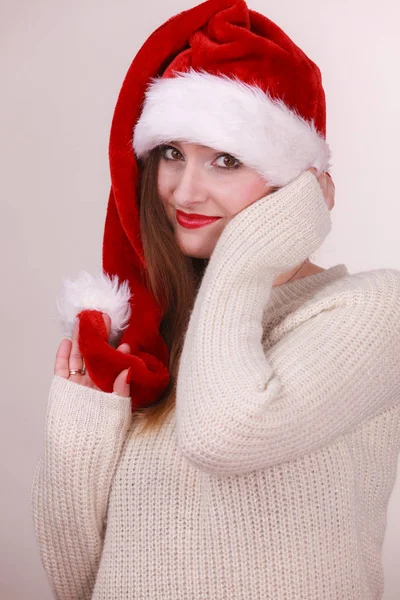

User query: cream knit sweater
[31,171,400,599]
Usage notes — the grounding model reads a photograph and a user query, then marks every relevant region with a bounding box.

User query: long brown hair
[131,147,208,435]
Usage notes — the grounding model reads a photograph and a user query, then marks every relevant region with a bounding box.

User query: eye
[159,145,241,170]
[159,145,183,161]
[214,154,242,170]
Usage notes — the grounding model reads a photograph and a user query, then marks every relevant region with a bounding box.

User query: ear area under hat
[56,270,132,348]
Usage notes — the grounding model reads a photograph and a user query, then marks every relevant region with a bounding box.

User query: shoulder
[320,268,400,350]
[343,267,400,290]
[315,267,400,309]
[287,267,400,338]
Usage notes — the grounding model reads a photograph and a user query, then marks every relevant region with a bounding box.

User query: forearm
[175,172,400,475]
[176,261,278,470]
[31,375,132,600]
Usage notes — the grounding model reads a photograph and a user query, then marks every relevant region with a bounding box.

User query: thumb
[113,368,131,398]
[113,341,131,397]
[308,167,318,177]
[102,312,111,338]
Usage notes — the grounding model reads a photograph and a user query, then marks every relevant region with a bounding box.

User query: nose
[173,160,208,208]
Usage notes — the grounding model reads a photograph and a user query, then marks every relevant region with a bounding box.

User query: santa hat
[57,0,331,411]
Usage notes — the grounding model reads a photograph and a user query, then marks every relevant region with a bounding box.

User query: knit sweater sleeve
[31,375,132,600]
[175,170,400,476]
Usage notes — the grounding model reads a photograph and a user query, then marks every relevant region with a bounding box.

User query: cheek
[157,167,174,214]
[219,175,269,217]
[157,164,169,198]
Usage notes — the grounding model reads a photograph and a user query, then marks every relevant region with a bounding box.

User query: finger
[102,313,111,339]
[326,176,335,210]
[113,368,131,398]
[69,317,84,382]
[319,172,328,192]
[117,343,131,354]
[54,338,72,379]
[318,172,335,209]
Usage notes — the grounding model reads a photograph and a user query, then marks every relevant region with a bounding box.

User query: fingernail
[126,366,132,385]
[326,172,332,178]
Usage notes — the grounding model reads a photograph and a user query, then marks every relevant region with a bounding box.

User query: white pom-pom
[56,270,132,347]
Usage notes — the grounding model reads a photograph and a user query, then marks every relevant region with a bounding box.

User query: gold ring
[69,359,86,376]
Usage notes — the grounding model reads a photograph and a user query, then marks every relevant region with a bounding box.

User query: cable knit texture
[31,171,400,599]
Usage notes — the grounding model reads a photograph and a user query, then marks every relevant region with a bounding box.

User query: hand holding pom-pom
[54,313,132,398]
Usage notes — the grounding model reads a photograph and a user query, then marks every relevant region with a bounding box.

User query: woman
[31,1,400,598]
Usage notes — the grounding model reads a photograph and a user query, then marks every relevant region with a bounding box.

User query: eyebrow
[169,140,210,150]
[168,140,234,156]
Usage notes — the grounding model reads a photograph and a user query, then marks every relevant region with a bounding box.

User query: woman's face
[157,141,275,259]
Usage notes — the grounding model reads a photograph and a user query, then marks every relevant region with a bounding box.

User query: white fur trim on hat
[133,68,331,188]
[56,270,132,347]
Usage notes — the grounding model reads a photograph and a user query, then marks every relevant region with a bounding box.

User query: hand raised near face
[308,168,335,212]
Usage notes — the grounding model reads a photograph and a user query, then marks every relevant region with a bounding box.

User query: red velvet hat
[57,0,331,411]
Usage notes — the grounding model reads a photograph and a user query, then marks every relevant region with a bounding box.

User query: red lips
[176,210,222,229]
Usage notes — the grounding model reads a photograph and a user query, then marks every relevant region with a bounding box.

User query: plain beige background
[2,0,399,598]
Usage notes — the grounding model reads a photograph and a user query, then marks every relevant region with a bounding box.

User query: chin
[189,252,211,259]
[181,247,211,260]
[176,238,213,260]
